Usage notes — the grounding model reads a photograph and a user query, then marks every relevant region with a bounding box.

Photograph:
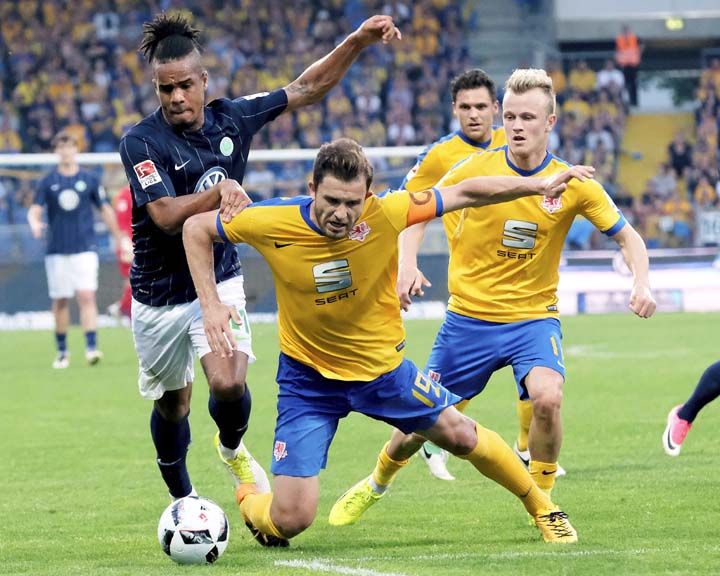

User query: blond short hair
[504,68,556,116]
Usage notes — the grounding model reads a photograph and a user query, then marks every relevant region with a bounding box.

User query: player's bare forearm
[283,15,400,112]
[147,190,222,235]
[182,210,224,310]
[27,204,46,238]
[441,166,594,212]
[398,222,428,270]
[613,224,656,318]
[100,204,123,240]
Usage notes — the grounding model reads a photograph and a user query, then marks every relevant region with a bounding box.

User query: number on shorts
[230,308,251,338]
[412,371,441,408]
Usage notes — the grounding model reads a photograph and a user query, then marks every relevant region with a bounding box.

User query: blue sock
[678,361,720,423]
[55,333,67,355]
[150,407,192,498]
[85,331,97,351]
[208,384,251,451]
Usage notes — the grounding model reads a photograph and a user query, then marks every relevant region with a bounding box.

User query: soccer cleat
[513,442,566,478]
[235,484,289,548]
[328,475,385,526]
[214,433,271,493]
[533,508,578,543]
[419,445,455,481]
[85,349,103,366]
[52,352,70,369]
[663,405,692,456]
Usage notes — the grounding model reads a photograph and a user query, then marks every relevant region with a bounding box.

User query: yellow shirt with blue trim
[438,145,626,322]
[401,126,507,241]
[217,190,442,380]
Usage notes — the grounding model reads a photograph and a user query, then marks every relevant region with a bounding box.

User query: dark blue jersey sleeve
[33,174,50,207]
[119,134,174,209]
[228,89,288,135]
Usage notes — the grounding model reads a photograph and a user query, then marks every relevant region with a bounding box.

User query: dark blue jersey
[33,169,107,255]
[119,90,288,306]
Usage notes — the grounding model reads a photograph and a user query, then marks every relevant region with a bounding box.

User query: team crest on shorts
[427,369,441,383]
[541,196,563,214]
[273,441,288,462]
[348,221,371,242]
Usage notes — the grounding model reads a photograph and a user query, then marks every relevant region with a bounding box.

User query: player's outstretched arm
[398,222,432,311]
[183,210,244,358]
[283,15,401,113]
[611,224,657,318]
[439,165,595,213]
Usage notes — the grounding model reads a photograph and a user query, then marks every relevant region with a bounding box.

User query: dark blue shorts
[270,353,462,477]
[425,312,565,401]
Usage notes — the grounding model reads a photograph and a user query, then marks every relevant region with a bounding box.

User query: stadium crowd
[0,0,717,250]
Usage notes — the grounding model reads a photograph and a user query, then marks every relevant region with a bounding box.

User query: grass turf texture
[3,312,719,575]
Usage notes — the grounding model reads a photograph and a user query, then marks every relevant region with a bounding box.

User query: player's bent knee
[272,503,316,538]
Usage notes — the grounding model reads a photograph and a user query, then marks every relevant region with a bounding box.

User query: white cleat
[85,349,103,366]
[52,352,70,369]
[419,445,455,481]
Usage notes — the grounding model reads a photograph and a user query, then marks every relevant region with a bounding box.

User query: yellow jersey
[401,127,507,242]
[218,191,441,380]
[439,146,626,322]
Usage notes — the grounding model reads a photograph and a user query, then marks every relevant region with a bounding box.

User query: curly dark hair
[139,12,203,63]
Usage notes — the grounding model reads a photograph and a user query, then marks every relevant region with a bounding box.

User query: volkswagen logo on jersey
[58,188,80,211]
[194,167,228,193]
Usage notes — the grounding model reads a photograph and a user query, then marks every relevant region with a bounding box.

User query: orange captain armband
[406,187,442,226]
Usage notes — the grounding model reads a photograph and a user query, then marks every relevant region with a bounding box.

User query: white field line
[276,547,720,575]
[274,559,407,576]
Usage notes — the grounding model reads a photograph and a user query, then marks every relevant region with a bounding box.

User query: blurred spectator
[615,24,642,106]
[596,59,625,100]
[568,60,596,98]
[693,174,718,209]
[668,130,693,179]
[649,162,677,201]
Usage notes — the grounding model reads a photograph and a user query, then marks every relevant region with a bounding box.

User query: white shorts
[45,252,99,299]
[131,275,256,400]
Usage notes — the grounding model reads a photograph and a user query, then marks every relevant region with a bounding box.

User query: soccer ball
[157,496,230,564]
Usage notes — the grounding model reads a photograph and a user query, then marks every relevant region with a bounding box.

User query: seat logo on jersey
[541,196,563,214]
[348,221,371,242]
[502,219,538,249]
[133,160,161,189]
[58,188,80,211]
[314,260,352,293]
[313,260,359,305]
[194,167,228,193]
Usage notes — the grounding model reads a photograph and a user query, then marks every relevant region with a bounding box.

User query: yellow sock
[458,423,553,515]
[371,441,411,487]
[239,493,287,539]
[530,460,557,494]
[516,399,533,451]
[455,399,471,413]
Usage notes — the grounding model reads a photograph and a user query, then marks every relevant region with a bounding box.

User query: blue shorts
[425,312,565,402]
[270,353,462,477]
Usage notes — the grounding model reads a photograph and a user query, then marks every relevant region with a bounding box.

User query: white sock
[368,477,388,494]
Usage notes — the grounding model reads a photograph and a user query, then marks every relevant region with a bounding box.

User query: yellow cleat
[213,433,270,492]
[328,475,384,526]
[533,508,578,543]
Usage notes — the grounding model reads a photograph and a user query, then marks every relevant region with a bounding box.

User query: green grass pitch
[3,312,719,575]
